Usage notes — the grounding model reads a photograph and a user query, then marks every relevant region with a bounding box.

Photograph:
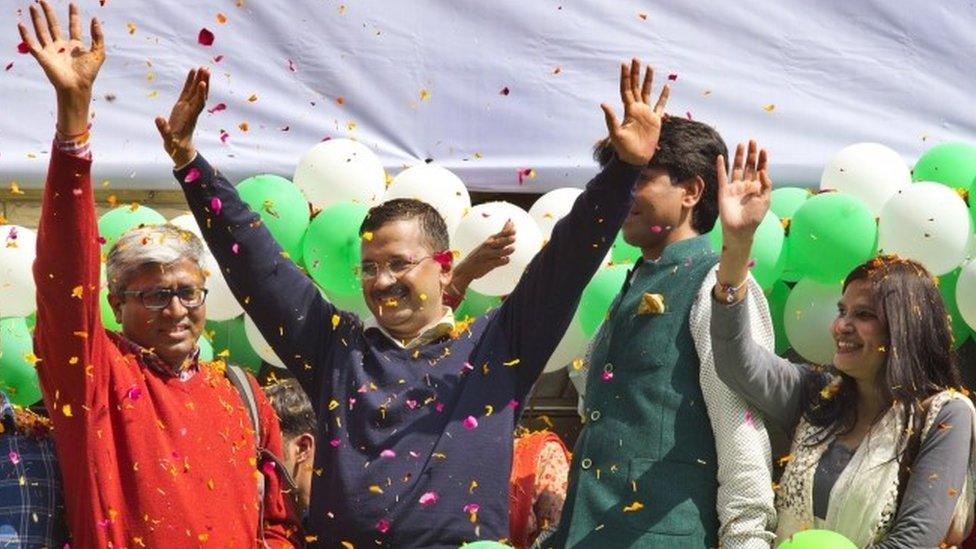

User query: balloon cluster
[721,142,976,363]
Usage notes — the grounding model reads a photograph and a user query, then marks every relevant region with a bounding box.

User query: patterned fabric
[0,393,68,549]
[689,267,777,548]
[777,390,976,547]
[510,432,571,547]
[109,331,201,381]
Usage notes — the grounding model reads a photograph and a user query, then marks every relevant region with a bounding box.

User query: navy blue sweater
[176,154,639,548]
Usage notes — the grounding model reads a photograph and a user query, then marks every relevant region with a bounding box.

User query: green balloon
[766,280,792,356]
[938,269,972,350]
[771,187,811,220]
[455,290,502,321]
[709,211,786,290]
[777,529,857,549]
[237,174,311,264]
[25,312,36,330]
[610,231,642,264]
[98,204,167,255]
[205,316,263,373]
[303,202,368,296]
[579,264,630,336]
[788,192,877,284]
[0,317,43,406]
[780,238,803,282]
[912,142,976,192]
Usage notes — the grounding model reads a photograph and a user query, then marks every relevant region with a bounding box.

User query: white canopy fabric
[1,0,974,191]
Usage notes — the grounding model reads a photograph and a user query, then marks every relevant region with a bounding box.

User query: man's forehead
[362,219,435,258]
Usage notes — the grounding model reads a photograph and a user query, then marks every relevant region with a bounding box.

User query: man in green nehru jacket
[549,124,777,548]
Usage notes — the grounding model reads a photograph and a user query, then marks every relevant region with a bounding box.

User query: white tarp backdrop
[1,0,974,191]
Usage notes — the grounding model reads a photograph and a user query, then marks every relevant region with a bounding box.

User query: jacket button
[590,410,601,422]
[580,458,592,470]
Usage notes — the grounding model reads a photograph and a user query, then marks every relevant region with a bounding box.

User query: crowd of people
[2,2,974,547]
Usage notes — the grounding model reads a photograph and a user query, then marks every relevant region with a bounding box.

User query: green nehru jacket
[551,235,720,547]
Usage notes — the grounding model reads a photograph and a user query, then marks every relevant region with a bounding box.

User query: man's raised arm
[156,68,339,401]
[498,58,669,394]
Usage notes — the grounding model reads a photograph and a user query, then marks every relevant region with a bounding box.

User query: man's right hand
[18,1,104,137]
[156,67,210,168]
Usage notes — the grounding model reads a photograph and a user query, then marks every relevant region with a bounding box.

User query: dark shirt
[176,154,639,548]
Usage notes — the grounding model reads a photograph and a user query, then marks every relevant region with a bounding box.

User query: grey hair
[105,223,206,294]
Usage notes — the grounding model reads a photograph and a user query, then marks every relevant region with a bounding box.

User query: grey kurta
[710,294,973,548]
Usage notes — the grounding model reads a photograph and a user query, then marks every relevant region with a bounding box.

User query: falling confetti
[216,12,228,24]
[198,28,215,46]
[126,22,137,35]
[462,416,479,430]
[623,501,644,512]
[376,519,390,533]
[184,168,201,183]
[207,102,227,114]
[762,103,776,112]
[419,491,439,506]
[16,42,29,54]
[210,197,222,215]
[500,86,510,96]
[419,89,431,101]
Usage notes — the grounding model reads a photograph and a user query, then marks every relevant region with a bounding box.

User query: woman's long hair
[800,255,961,451]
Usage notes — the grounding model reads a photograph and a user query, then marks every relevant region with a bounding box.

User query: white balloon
[453,202,544,296]
[957,259,976,331]
[784,278,842,365]
[244,314,286,368]
[878,182,973,275]
[528,188,583,240]
[543,314,589,373]
[0,225,37,317]
[169,214,245,321]
[293,139,386,209]
[820,143,911,214]
[385,164,472,235]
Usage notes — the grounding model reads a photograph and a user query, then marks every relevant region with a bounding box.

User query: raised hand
[18,1,104,136]
[600,58,670,167]
[156,67,210,168]
[717,140,772,243]
[449,220,516,297]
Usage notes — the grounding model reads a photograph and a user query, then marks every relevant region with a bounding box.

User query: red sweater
[33,148,299,548]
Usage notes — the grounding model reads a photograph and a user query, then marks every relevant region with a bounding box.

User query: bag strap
[225,364,261,448]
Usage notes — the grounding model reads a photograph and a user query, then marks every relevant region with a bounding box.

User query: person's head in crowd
[805,255,961,445]
[358,199,452,340]
[106,224,208,369]
[594,116,728,257]
[264,378,317,514]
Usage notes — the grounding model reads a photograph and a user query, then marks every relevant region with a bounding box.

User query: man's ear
[682,175,705,208]
[107,292,124,324]
[294,433,315,464]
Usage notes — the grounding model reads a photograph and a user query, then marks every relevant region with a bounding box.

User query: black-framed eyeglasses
[121,286,209,310]
[357,256,433,281]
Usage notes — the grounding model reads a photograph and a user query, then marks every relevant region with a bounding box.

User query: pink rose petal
[380,449,396,459]
[435,402,445,412]
[463,503,480,513]
[8,451,20,465]
[405,399,418,409]
[231,242,240,254]
[667,73,678,81]
[508,399,519,409]
[210,196,222,216]
[198,28,215,46]
[219,129,230,143]
[207,102,226,114]
[4,62,12,72]
[601,370,613,381]
[462,416,478,430]
[330,438,341,448]
[126,385,142,401]
[16,42,29,54]
[650,225,664,234]
[287,59,297,72]
[419,491,439,506]
[376,519,390,533]
[213,54,224,63]
[183,167,201,183]
[744,409,755,428]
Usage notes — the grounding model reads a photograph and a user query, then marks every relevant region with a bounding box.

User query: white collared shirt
[364,307,456,349]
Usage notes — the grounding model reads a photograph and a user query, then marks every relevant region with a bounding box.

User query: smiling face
[830,279,889,383]
[108,258,207,369]
[361,218,450,341]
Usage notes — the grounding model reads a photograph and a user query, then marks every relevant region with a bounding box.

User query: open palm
[18,1,104,94]
[156,67,210,167]
[601,58,670,166]
[717,140,773,240]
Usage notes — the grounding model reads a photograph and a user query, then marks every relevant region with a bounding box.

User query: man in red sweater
[20,2,300,546]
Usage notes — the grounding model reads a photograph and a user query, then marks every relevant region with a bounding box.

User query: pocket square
[637,293,666,315]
